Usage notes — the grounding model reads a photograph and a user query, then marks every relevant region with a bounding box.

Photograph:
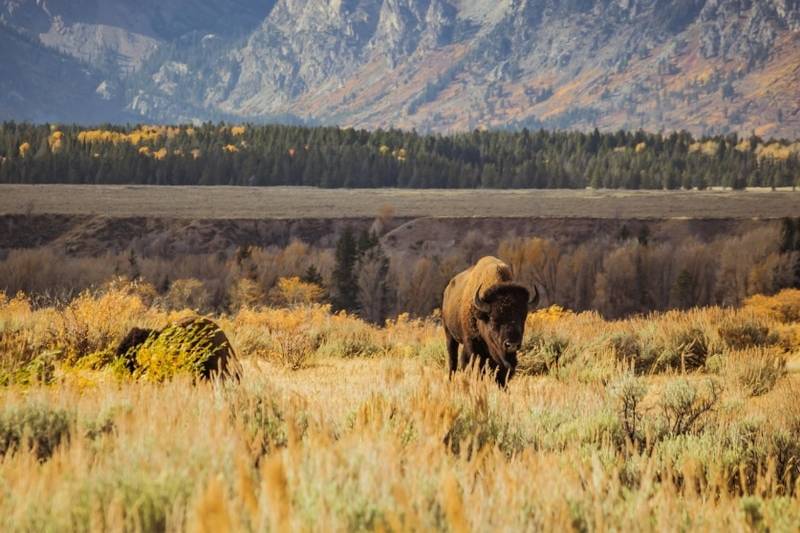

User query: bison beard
[442,256,537,387]
[115,317,239,380]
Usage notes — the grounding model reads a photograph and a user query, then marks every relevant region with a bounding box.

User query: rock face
[1,0,799,137]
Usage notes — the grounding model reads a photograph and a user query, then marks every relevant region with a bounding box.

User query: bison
[115,316,239,380]
[442,256,538,386]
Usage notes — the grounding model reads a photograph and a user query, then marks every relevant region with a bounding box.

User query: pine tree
[301,264,324,286]
[127,249,140,280]
[356,228,379,255]
[779,218,798,253]
[331,227,359,312]
[356,244,392,324]
[671,269,694,309]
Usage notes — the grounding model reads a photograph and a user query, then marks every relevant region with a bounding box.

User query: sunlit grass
[0,288,799,531]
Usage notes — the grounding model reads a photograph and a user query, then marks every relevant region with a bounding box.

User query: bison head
[115,327,156,372]
[473,283,539,378]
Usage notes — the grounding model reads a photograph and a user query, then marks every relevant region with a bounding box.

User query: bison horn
[473,285,491,314]
[529,285,540,309]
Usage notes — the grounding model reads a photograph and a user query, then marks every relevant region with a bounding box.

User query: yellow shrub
[744,289,800,323]
[164,279,210,312]
[133,323,220,382]
[272,277,324,307]
[53,284,157,363]
[527,305,573,327]
[48,131,64,153]
[688,141,719,156]
[228,278,264,310]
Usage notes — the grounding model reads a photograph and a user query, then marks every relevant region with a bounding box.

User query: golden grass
[0,288,799,531]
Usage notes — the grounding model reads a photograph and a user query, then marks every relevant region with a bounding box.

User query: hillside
[1,0,799,137]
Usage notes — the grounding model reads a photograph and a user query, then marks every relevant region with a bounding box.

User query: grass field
[1,286,800,531]
[1,185,798,219]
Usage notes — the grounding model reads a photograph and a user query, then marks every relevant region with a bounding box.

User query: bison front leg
[445,329,460,375]
[494,364,513,388]
[460,339,481,372]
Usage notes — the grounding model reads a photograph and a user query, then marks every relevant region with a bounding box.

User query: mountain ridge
[2,0,799,137]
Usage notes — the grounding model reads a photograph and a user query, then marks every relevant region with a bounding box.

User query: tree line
[1,122,799,189]
[3,219,799,321]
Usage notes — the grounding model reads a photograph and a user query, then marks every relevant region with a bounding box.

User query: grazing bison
[115,316,239,380]
[442,256,538,386]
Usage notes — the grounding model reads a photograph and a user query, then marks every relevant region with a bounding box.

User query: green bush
[518,333,569,375]
[316,329,384,358]
[443,396,526,457]
[0,349,58,386]
[416,338,446,368]
[609,374,648,445]
[228,382,308,461]
[658,378,721,437]
[607,331,641,372]
[0,402,73,461]
[644,325,711,373]
[133,324,218,381]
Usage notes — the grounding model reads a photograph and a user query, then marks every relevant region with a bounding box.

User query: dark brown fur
[442,256,536,386]
[115,317,239,380]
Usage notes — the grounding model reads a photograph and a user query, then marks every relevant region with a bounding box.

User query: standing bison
[442,256,538,386]
[115,316,239,380]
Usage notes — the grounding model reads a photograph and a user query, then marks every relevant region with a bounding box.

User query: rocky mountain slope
[2,0,799,137]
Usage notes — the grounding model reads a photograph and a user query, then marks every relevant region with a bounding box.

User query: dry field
[1,286,800,531]
[1,185,798,219]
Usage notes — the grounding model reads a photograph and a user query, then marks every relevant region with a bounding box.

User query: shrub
[271,328,322,370]
[54,285,149,364]
[518,333,569,375]
[741,497,765,530]
[443,396,526,457]
[669,326,711,372]
[609,374,648,445]
[718,318,778,350]
[228,382,308,461]
[641,323,712,373]
[658,378,721,437]
[606,331,641,372]
[228,278,264,311]
[726,349,787,397]
[163,278,211,312]
[271,276,324,307]
[316,327,383,358]
[0,402,73,461]
[416,338,446,368]
[0,344,58,386]
[133,323,219,382]
[744,289,800,323]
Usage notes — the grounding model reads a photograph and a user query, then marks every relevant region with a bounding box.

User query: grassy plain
[1,286,800,531]
[1,184,798,219]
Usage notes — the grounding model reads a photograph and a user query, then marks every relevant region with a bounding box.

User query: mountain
[2,0,799,137]
[0,24,131,122]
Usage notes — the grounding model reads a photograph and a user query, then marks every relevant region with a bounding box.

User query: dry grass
[1,288,800,531]
[1,185,798,219]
